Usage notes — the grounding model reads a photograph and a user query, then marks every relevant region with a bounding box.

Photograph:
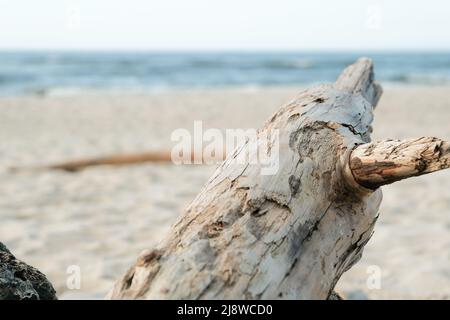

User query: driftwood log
[11,150,219,172]
[9,151,173,173]
[106,58,450,299]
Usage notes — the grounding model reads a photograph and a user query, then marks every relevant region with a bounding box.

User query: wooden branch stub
[350,137,450,189]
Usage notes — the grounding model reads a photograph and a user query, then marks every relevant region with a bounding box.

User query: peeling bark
[108,58,385,300]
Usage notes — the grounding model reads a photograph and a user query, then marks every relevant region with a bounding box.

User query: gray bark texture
[107,58,385,299]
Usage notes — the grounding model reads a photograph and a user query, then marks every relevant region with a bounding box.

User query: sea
[0,51,449,96]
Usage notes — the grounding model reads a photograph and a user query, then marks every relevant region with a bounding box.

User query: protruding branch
[350,137,450,189]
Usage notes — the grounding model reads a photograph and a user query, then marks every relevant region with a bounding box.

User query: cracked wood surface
[108,58,384,299]
[350,137,450,189]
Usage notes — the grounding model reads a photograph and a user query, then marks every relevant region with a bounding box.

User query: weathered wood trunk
[107,58,385,299]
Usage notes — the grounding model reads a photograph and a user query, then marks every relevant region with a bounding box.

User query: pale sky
[0,0,449,51]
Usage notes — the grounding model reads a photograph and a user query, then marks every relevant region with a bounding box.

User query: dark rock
[0,242,57,300]
[328,291,344,300]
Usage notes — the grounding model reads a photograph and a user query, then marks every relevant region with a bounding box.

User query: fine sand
[0,86,449,299]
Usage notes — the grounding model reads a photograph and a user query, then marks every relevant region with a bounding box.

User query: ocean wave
[187,58,315,70]
[1,52,450,96]
[261,59,315,69]
[0,73,36,84]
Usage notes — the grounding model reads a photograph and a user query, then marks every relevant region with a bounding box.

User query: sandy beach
[0,86,449,299]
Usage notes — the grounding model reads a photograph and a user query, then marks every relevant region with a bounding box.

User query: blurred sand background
[0,86,449,299]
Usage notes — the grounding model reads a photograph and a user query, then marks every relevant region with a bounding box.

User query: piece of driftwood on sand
[2,58,449,299]
[12,149,224,172]
[106,58,450,299]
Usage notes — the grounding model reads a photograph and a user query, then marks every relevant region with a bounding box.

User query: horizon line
[1,48,450,53]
